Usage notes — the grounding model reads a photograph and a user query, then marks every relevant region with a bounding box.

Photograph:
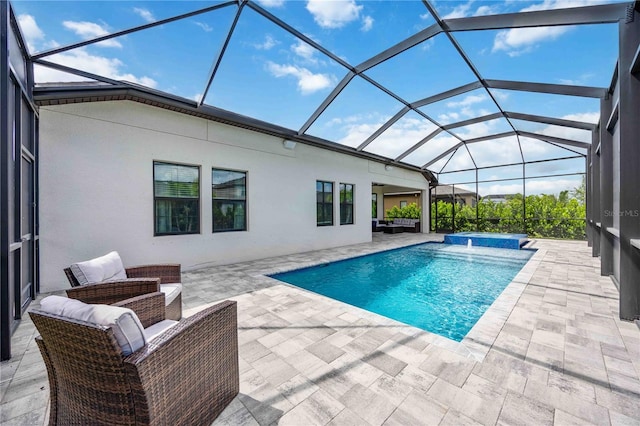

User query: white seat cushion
[143,319,179,342]
[39,295,146,356]
[70,251,127,285]
[160,283,182,305]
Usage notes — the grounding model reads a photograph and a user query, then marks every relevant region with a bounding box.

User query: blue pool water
[271,243,534,341]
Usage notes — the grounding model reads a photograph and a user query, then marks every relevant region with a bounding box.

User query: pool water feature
[271,243,534,341]
[445,232,529,250]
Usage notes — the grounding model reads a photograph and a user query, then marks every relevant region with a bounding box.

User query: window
[317,181,333,226]
[212,169,246,232]
[400,201,407,208]
[154,162,200,235]
[372,193,377,218]
[340,183,354,225]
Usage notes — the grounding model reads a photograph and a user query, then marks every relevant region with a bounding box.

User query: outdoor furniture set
[373,218,421,233]
[30,251,239,425]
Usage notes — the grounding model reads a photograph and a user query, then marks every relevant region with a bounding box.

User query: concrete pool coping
[463,246,546,361]
[259,240,544,362]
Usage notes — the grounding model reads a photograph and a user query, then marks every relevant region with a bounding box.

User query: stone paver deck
[1,233,639,425]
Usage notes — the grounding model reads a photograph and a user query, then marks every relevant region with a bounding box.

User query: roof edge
[33,83,431,179]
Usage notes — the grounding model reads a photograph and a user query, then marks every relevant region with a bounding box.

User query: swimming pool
[271,243,534,341]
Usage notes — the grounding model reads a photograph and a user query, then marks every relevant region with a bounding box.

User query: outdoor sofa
[373,218,421,233]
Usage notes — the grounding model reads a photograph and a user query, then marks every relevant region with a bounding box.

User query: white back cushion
[39,295,146,356]
[70,251,127,285]
[160,283,182,305]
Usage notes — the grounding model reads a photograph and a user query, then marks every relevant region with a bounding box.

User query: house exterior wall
[38,100,429,292]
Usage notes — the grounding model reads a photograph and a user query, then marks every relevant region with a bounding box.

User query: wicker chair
[30,293,239,426]
[64,263,182,320]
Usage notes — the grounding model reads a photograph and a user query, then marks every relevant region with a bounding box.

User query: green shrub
[386,202,421,219]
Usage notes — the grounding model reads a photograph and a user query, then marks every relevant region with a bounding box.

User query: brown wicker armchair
[30,293,239,426]
[64,263,182,320]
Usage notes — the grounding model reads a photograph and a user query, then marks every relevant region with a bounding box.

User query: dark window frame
[212,168,247,233]
[317,180,334,226]
[340,183,354,225]
[153,161,201,236]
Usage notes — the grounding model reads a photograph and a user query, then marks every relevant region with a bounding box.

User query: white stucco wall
[39,100,429,291]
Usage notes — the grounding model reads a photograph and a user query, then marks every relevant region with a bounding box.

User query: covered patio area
[2,234,638,425]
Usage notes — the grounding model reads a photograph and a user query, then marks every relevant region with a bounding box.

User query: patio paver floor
[1,233,639,425]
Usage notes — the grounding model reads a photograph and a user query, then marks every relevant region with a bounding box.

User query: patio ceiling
[16,0,631,178]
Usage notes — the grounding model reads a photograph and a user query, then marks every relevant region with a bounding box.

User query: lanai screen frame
[3,0,640,363]
[24,1,630,177]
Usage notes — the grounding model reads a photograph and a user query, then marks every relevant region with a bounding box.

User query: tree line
[385,179,586,240]
[431,190,586,239]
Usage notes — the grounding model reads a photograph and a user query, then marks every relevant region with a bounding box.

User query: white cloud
[361,16,374,32]
[467,136,523,167]
[17,14,45,52]
[438,112,460,122]
[490,0,601,56]
[443,0,474,19]
[193,93,203,102]
[327,113,462,162]
[266,62,336,94]
[442,145,476,170]
[452,118,508,140]
[306,0,363,29]
[36,49,157,87]
[557,73,595,85]
[409,134,461,167]
[63,21,122,48]
[363,117,440,158]
[133,7,156,23]
[22,15,156,88]
[535,111,598,143]
[474,5,499,16]
[292,39,316,60]
[519,0,602,13]
[436,134,523,173]
[337,119,386,148]
[254,35,279,50]
[481,177,581,196]
[194,22,213,32]
[514,112,598,147]
[561,112,599,124]
[491,90,510,102]
[326,114,368,128]
[519,136,587,164]
[427,92,494,125]
[446,94,486,108]
[421,38,435,52]
[493,26,567,56]
[440,0,501,20]
[256,0,285,7]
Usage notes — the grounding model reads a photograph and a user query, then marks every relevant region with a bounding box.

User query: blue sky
[13,0,623,196]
